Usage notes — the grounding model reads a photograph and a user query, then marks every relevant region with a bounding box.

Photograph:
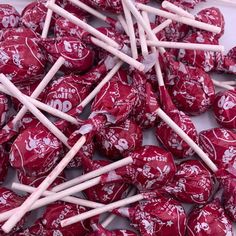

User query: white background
[1,0,236,234]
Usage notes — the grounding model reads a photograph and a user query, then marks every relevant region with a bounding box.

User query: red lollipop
[156,86,198,158]
[199,128,236,169]
[83,159,130,204]
[0,37,46,85]
[9,122,64,177]
[0,145,9,183]
[115,193,186,236]
[213,89,236,129]
[101,145,176,191]
[39,37,94,73]
[0,4,20,30]
[95,119,143,160]
[164,160,214,204]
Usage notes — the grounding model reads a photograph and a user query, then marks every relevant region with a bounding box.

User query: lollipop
[0,145,9,183]
[0,4,20,30]
[164,160,214,204]
[199,128,236,168]
[95,119,143,159]
[213,89,236,129]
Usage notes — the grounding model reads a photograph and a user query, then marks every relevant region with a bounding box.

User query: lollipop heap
[0,0,236,235]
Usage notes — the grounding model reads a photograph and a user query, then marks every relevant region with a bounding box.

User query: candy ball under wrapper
[213,89,236,129]
[9,122,63,177]
[95,119,143,160]
[199,128,236,168]
[164,160,214,204]
[186,199,233,236]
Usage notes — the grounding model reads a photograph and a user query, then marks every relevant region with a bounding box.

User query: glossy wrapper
[164,160,214,204]
[0,4,20,30]
[101,145,176,191]
[199,128,236,168]
[213,89,236,129]
[0,145,9,183]
[186,198,233,236]
[95,119,143,160]
[9,122,63,176]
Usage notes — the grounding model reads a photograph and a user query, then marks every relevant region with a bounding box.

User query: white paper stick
[0,85,79,125]
[117,15,129,35]
[136,3,221,33]
[137,22,148,57]
[152,19,172,34]
[52,156,133,192]
[216,0,236,6]
[221,80,236,86]
[61,194,144,227]
[90,37,145,71]
[146,40,224,52]
[46,2,119,48]
[1,136,86,233]
[12,56,65,127]
[41,0,55,38]
[212,79,235,90]
[162,1,195,19]
[0,74,69,148]
[122,0,138,59]
[78,61,123,111]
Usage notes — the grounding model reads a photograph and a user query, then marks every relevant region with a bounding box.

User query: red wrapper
[83,159,130,204]
[213,89,236,129]
[0,145,9,183]
[0,37,46,85]
[117,194,186,236]
[165,160,214,204]
[199,128,236,168]
[0,4,20,30]
[0,187,26,233]
[177,32,219,72]
[131,71,160,128]
[186,199,233,236]
[39,37,94,73]
[0,92,9,128]
[158,0,205,9]
[95,119,143,159]
[9,122,64,176]
[156,86,198,158]
[101,145,176,191]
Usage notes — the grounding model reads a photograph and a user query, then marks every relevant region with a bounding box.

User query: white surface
[1,0,236,234]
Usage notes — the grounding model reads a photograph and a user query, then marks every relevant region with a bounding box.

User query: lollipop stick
[12,56,65,127]
[0,85,79,125]
[1,136,86,233]
[212,79,235,90]
[137,21,148,57]
[61,194,144,227]
[46,2,119,48]
[162,1,195,19]
[216,0,236,6]
[136,3,221,33]
[117,15,129,35]
[41,0,55,38]
[0,74,69,147]
[152,19,172,34]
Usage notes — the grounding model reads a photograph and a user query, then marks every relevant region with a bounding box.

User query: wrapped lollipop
[186,190,233,236]
[213,89,236,129]
[0,145,9,183]
[0,37,46,85]
[95,119,143,159]
[0,4,20,30]
[164,160,214,204]
[199,128,236,168]
[83,159,130,204]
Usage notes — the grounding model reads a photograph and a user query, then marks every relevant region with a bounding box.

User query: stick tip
[1,223,12,234]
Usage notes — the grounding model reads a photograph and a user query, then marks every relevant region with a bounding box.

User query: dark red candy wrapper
[39,37,94,73]
[83,159,130,204]
[9,122,63,177]
[186,198,233,236]
[0,4,20,30]
[156,86,198,158]
[199,128,236,168]
[101,145,176,191]
[0,145,9,183]
[0,37,46,85]
[95,119,143,160]
[178,31,219,72]
[0,187,26,233]
[0,92,9,128]
[116,193,186,236]
[164,160,214,204]
[213,89,236,129]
